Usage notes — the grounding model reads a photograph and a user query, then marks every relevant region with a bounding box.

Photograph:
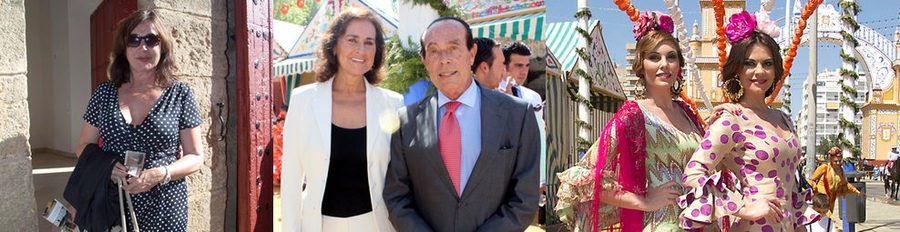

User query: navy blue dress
[83,80,201,231]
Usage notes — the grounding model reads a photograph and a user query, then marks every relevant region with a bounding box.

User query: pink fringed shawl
[590,100,704,231]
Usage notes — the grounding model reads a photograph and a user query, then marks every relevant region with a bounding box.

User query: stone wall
[0,0,39,230]
[139,0,229,231]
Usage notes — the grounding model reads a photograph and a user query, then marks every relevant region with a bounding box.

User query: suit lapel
[312,79,333,155]
[416,94,458,197]
[462,86,504,198]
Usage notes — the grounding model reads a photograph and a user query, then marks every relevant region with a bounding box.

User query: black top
[321,124,373,217]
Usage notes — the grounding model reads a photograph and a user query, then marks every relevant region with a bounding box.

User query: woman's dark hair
[632,30,685,97]
[108,10,176,88]
[315,6,386,84]
[721,31,784,102]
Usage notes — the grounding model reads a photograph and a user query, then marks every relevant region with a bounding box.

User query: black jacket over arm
[63,143,122,231]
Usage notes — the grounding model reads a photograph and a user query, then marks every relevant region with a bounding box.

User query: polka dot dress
[678,111,821,231]
[83,80,201,231]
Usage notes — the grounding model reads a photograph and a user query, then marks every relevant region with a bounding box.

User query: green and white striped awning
[470,13,545,41]
[273,57,316,77]
[546,20,597,73]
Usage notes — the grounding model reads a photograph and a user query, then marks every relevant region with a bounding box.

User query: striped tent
[470,12,546,41]
[273,57,316,77]
[545,20,597,73]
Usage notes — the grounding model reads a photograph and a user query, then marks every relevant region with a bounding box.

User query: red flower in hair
[633,11,674,41]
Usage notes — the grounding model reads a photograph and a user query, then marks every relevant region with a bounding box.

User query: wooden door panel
[90,0,136,91]
[235,0,273,231]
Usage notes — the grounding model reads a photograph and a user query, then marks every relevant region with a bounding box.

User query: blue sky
[546,0,899,118]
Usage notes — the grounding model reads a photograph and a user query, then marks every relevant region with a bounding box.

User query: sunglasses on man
[127,34,160,47]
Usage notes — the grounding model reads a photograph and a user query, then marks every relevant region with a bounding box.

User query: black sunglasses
[127,34,160,47]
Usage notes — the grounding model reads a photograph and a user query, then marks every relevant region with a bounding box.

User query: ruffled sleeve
[678,113,745,229]
[554,101,642,230]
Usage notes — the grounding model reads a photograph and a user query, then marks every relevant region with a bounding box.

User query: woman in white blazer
[281,7,403,232]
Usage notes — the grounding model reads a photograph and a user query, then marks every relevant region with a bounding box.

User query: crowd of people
[65,4,892,232]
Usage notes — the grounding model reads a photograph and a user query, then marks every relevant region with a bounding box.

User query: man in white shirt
[501,42,546,188]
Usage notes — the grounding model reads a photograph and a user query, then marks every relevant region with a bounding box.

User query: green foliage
[839,117,861,133]
[575,28,592,46]
[274,0,321,26]
[817,135,841,157]
[380,35,430,94]
[840,30,859,47]
[840,15,860,31]
[574,9,592,19]
[406,0,462,17]
[840,50,859,64]
[840,0,861,15]
[840,95,860,113]
[840,83,857,96]
[839,68,859,79]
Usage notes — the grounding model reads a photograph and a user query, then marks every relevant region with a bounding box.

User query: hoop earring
[635,77,646,99]
[723,78,744,102]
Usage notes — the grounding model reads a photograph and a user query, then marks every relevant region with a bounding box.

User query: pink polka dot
[727,202,737,211]
[749,186,759,194]
[755,125,764,130]
[756,150,769,160]
[719,135,729,144]
[700,205,712,215]
[709,153,717,160]
[768,170,778,178]
[745,142,756,150]
[688,161,697,168]
[771,136,779,143]
[777,188,785,197]
[730,124,740,131]
[722,120,731,126]
[691,209,700,217]
[762,225,774,232]
[755,130,767,139]
[751,159,760,165]
[701,140,712,150]
[756,218,767,224]
[732,132,746,143]
[734,157,746,165]
[773,148,779,158]
[755,174,764,181]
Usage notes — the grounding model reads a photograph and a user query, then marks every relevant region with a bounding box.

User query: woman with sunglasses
[75,10,202,231]
[280,6,402,232]
[679,11,821,231]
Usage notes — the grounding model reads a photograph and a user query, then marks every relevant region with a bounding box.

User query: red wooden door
[90,0,137,91]
[235,0,273,231]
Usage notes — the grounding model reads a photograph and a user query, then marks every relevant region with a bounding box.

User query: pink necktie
[439,101,462,195]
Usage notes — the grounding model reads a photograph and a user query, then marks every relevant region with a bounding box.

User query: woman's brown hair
[314,6,386,84]
[107,10,176,88]
[632,30,686,97]
[721,31,784,102]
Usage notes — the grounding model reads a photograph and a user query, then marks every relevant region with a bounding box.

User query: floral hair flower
[828,146,842,156]
[754,12,781,38]
[633,11,675,41]
[725,11,757,43]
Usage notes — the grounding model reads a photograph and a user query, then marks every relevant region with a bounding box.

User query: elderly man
[383,17,540,231]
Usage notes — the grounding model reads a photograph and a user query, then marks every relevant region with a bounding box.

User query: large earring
[723,78,744,102]
[635,77,646,99]
[671,77,684,96]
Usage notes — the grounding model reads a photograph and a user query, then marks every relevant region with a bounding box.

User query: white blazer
[281,78,403,232]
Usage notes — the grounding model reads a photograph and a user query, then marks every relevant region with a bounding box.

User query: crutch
[117,178,140,232]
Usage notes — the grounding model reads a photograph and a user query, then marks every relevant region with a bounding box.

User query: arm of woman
[680,113,756,228]
[75,121,100,157]
[808,165,827,189]
[124,127,203,193]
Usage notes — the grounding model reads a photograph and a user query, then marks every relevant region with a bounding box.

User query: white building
[796,69,868,146]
